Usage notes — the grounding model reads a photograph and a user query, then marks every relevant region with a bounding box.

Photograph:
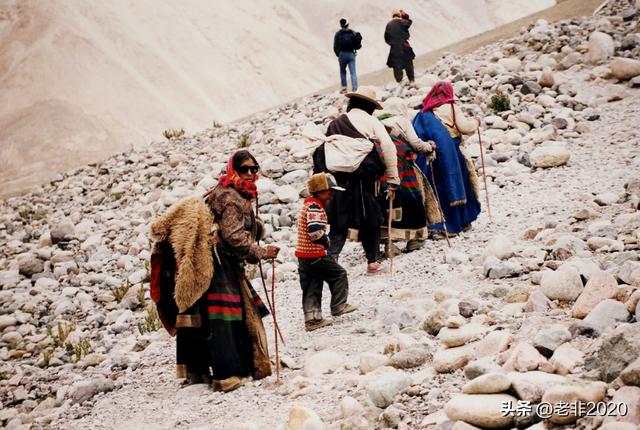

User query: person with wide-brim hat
[312,86,400,275]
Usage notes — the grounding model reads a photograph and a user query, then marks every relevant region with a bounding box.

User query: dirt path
[59,84,640,429]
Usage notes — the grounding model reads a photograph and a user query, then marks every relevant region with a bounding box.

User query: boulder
[501,342,549,372]
[584,323,640,382]
[389,347,430,369]
[583,299,629,333]
[68,377,115,404]
[434,331,512,373]
[533,325,571,356]
[304,350,345,377]
[359,353,389,374]
[510,371,566,403]
[530,143,570,168]
[464,358,504,380]
[438,324,489,348]
[484,235,514,260]
[541,381,607,424]
[588,32,614,64]
[538,70,555,88]
[17,253,44,277]
[540,268,583,301]
[620,357,640,387]
[444,394,517,429]
[524,290,552,313]
[610,57,640,80]
[462,373,511,395]
[287,405,323,430]
[604,386,640,425]
[366,371,412,408]
[549,344,584,375]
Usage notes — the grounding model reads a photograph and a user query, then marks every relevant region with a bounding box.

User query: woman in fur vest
[151,150,279,392]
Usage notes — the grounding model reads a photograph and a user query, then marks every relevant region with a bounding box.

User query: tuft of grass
[138,306,162,335]
[47,321,75,348]
[489,90,510,113]
[136,285,146,306]
[19,209,32,221]
[42,349,53,367]
[65,338,92,363]
[238,133,249,148]
[111,281,131,303]
[212,120,224,128]
[163,128,185,140]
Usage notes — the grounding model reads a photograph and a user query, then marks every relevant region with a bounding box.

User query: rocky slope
[0,0,555,199]
[1,1,640,429]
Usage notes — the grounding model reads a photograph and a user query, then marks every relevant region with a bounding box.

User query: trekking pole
[477,128,493,222]
[428,160,452,248]
[254,198,286,346]
[388,192,394,275]
[271,257,281,384]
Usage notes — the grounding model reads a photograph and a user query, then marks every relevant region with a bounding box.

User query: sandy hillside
[0,0,554,198]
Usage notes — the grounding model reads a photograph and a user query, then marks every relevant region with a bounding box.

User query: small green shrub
[163,128,185,139]
[47,321,75,348]
[138,306,162,335]
[111,282,131,303]
[489,91,510,113]
[238,133,249,148]
[65,338,92,363]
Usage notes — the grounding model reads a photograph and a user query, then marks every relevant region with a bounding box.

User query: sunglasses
[237,165,259,174]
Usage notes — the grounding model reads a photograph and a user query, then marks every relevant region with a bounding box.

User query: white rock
[530,142,570,168]
[366,371,412,408]
[610,57,640,80]
[287,405,323,430]
[540,268,583,301]
[445,394,517,429]
[484,235,514,260]
[340,396,365,418]
[304,350,345,377]
[588,32,614,64]
[462,373,511,395]
[275,185,300,204]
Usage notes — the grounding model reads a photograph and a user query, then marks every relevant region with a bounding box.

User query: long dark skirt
[175,250,268,382]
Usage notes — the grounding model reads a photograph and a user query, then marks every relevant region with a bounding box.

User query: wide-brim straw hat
[345,86,383,110]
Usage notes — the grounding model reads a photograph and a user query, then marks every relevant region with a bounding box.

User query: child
[295,173,357,331]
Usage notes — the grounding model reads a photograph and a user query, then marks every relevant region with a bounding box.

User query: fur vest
[150,196,214,314]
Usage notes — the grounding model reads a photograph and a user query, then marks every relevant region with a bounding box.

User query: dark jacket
[385,17,415,68]
[334,28,356,56]
[312,114,385,231]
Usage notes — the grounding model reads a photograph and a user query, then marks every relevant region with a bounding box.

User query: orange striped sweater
[295,197,329,258]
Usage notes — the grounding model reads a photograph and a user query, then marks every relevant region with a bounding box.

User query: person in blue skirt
[412,81,482,238]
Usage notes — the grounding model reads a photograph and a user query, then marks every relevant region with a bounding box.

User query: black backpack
[340,30,362,51]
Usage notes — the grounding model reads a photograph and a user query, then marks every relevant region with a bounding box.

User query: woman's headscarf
[421,81,455,112]
[217,151,259,200]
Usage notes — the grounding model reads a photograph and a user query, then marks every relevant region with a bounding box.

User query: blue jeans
[338,51,357,91]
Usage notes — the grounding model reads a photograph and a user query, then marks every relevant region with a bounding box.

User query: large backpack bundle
[340,29,363,51]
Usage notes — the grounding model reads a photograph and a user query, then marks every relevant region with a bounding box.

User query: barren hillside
[0,0,554,198]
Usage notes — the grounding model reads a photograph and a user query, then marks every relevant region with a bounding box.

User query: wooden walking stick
[388,191,394,275]
[429,159,452,248]
[254,198,286,346]
[476,128,493,221]
[271,257,280,384]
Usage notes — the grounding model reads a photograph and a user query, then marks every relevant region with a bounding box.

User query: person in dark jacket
[384,9,415,83]
[333,18,359,93]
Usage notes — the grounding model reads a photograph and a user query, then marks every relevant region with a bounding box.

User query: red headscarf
[217,151,259,200]
[421,81,455,112]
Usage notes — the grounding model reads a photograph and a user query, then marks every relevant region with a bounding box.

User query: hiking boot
[332,304,358,317]
[212,376,252,392]
[366,262,385,275]
[339,87,348,94]
[305,319,333,332]
[404,239,425,253]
